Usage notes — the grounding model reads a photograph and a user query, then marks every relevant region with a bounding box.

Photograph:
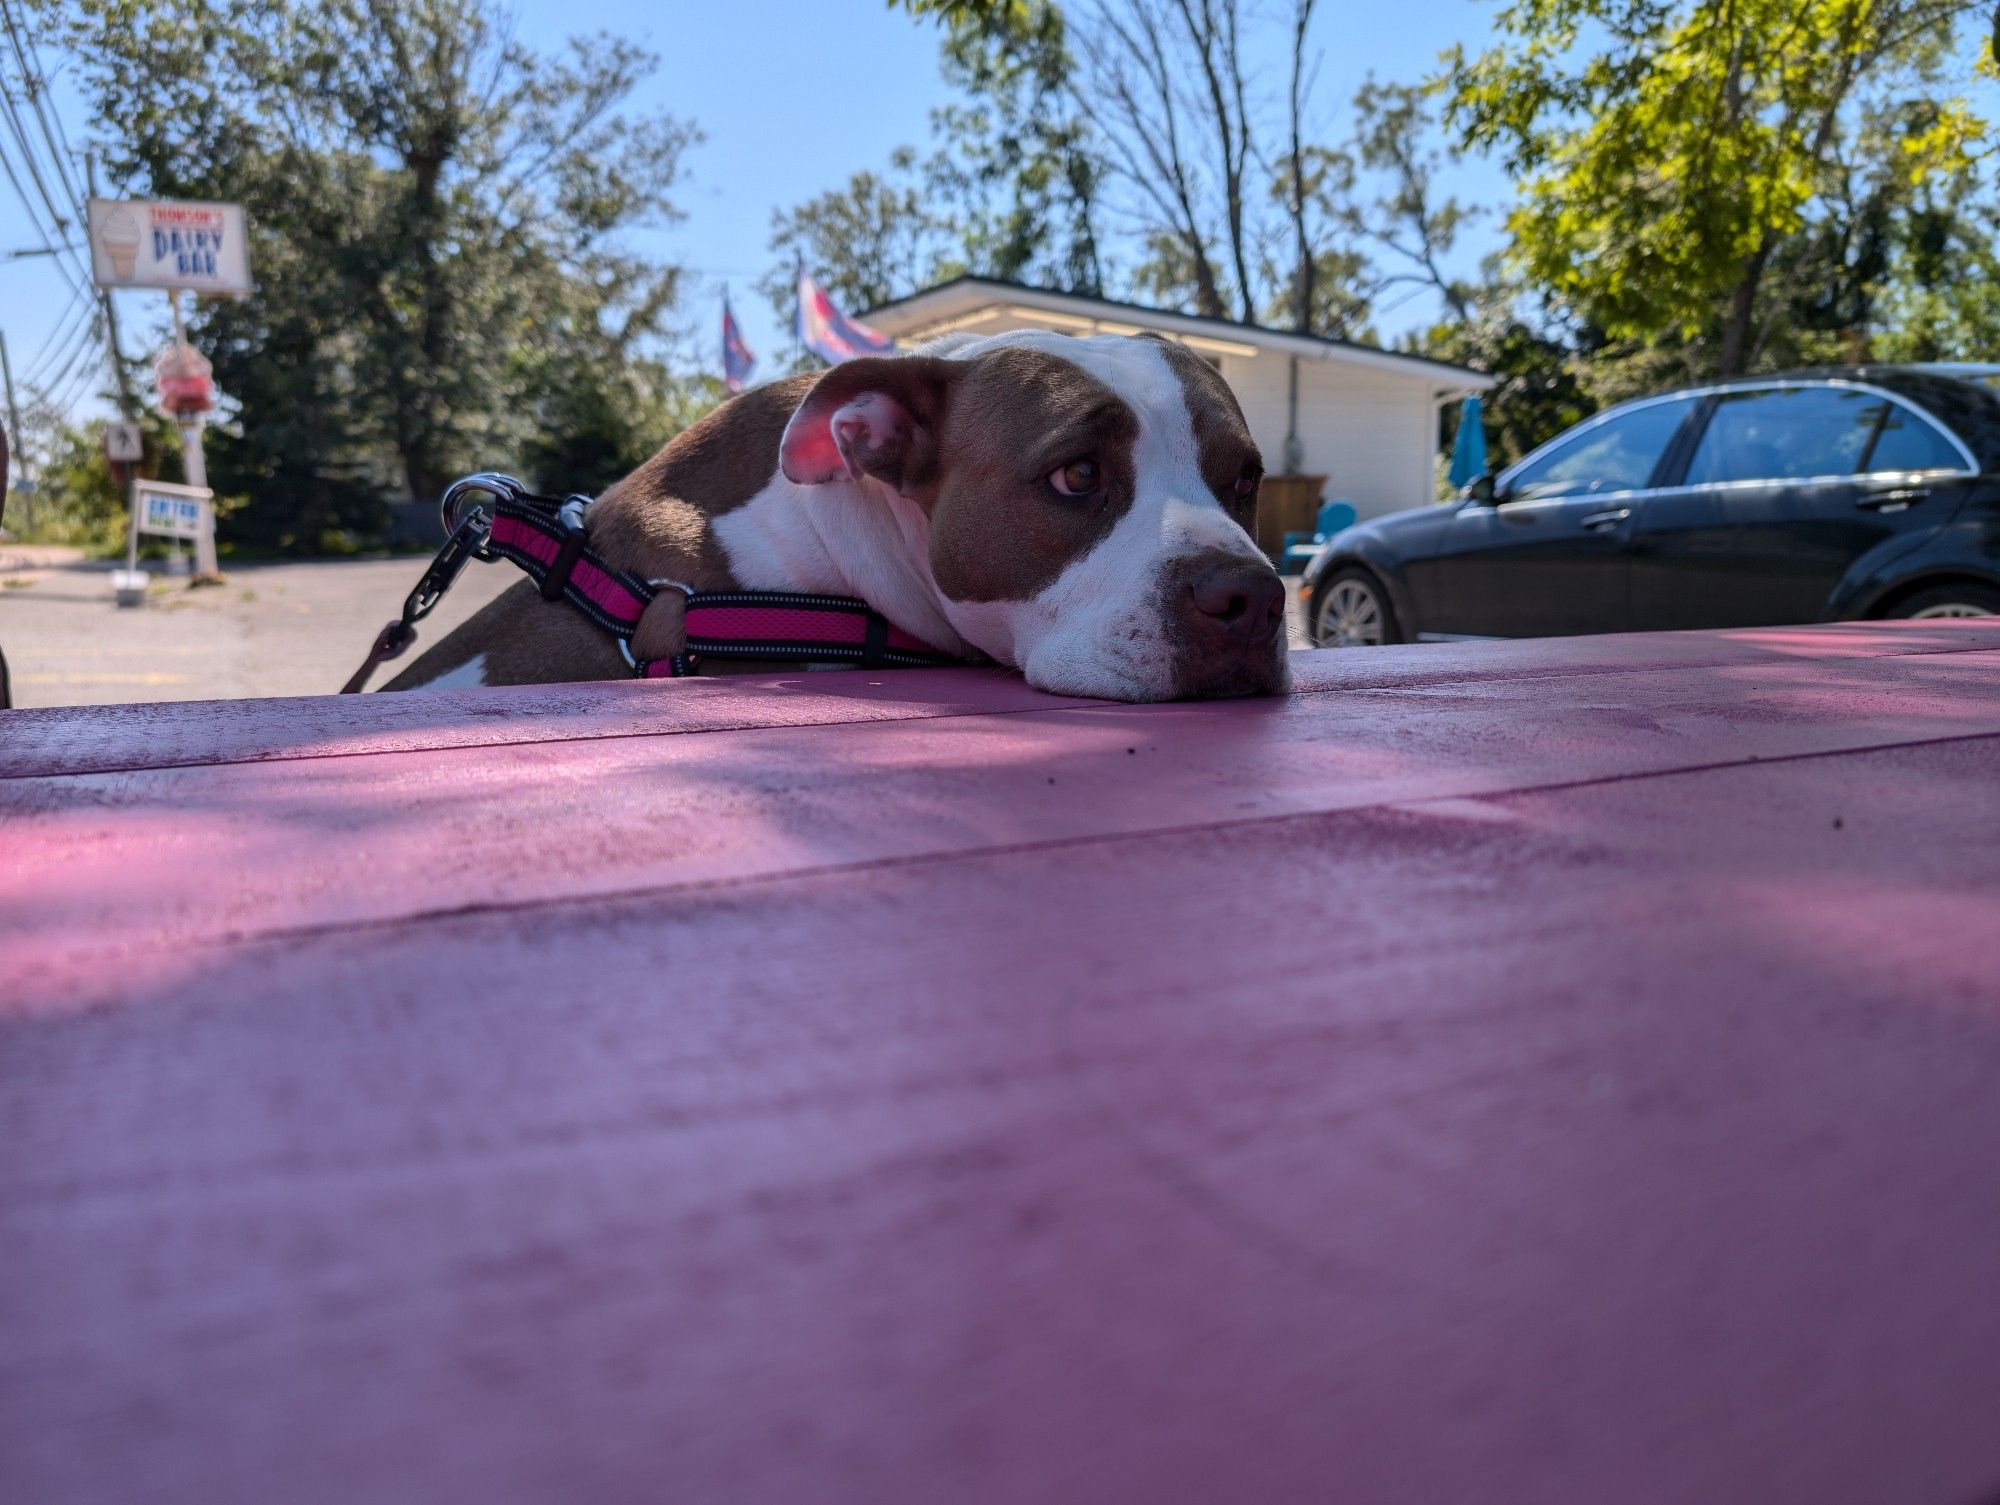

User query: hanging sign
[88,197,252,294]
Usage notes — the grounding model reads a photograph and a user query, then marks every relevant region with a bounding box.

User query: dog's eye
[1233,465,1262,499]
[1049,458,1102,497]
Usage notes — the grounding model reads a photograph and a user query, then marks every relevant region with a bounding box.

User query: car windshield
[1505,399,1692,501]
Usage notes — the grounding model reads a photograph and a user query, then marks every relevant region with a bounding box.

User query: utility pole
[86,152,145,576]
[0,328,29,531]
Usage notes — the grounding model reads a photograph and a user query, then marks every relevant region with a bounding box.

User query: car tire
[1884,583,2000,620]
[1312,567,1404,648]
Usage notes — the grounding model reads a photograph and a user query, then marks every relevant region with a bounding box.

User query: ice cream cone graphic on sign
[101,208,141,279]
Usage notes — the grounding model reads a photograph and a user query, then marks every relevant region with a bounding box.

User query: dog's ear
[779,356,962,496]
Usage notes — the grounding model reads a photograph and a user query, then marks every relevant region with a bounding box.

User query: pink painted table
[5,624,2000,1504]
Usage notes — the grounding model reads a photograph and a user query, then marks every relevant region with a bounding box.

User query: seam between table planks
[6,636,1998,785]
[58,722,1999,966]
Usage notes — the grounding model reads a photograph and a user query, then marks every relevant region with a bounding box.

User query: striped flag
[796,270,895,364]
[722,296,756,393]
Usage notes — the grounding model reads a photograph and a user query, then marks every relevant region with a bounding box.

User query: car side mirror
[1462,471,1499,506]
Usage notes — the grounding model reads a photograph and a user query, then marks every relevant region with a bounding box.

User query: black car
[1301,366,2000,647]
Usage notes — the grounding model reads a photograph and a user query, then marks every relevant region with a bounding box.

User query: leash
[342,472,963,693]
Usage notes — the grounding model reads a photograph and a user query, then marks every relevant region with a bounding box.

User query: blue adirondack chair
[1281,499,1357,574]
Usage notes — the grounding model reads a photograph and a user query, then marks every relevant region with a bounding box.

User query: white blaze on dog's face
[778,331,1289,701]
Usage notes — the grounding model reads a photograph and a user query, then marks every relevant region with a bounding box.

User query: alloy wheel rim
[1319,580,1384,647]
[1911,603,1995,619]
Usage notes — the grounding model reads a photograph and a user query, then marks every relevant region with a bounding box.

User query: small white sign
[135,479,213,541]
[88,197,251,295]
[104,420,144,462]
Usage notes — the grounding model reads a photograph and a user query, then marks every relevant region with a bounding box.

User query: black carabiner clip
[405,505,495,623]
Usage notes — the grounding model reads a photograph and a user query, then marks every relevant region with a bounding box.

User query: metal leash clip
[439,472,533,561]
[340,489,503,694]
[405,504,495,624]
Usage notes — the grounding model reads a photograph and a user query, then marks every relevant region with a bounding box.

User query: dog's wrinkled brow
[1025,398,1141,472]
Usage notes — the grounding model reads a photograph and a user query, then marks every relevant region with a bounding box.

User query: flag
[796,270,895,364]
[722,296,756,393]
[1447,394,1489,489]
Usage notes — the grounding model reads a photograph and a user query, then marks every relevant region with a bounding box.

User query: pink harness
[343,473,964,692]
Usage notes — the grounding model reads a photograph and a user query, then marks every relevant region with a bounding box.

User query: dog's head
[778,331,1289,702]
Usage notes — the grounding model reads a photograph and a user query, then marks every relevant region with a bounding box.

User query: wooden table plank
[2,619,1991,781]
[6,632,1999,1002]
[3,623,1999,1505]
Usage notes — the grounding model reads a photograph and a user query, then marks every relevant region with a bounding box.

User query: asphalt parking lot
[0,551,517,708]
[0,548,1316,708]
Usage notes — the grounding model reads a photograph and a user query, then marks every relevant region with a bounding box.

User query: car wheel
[1885,583,2000,620]
[1313,568,1403,647]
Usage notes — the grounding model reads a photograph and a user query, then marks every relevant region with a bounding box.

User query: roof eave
[864,277,1496,390]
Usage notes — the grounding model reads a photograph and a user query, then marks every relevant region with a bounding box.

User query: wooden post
[0,328,28,532]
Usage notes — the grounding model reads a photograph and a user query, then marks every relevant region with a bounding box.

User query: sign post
[0,330,30,532]
[155,292,219,578]
[88,196,248,596]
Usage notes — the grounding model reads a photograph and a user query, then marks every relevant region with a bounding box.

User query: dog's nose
[1188,560,1285,646]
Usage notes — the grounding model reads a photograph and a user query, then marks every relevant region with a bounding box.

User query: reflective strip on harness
[684,604,940,654]
[488,514,651,630]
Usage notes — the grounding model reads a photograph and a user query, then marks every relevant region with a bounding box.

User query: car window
[1504,398,1693,501]
[1683,386,1888,486]
[1864,400,1966,472]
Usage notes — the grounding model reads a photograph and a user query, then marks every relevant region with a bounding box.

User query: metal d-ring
[438,472,529,558]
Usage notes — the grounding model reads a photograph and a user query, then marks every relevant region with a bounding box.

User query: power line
[0,90,90,290]
[30,315,101,404]
[28,320,98,405]
[24,279,94,377]
[0,159,85,305]
[26,311,108,422]
[0,0,87,212]
[0,0,87,209]
[0,87,83,260]
[0,4,113,429]
[46,343,104,415]
[0,10,93,295]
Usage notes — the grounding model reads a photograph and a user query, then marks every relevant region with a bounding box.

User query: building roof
[862,276,1497,394]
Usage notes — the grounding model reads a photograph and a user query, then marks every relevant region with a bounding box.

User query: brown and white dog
[384,329,1289,702]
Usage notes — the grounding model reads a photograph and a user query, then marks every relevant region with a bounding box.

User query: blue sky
[0,0,1508,420]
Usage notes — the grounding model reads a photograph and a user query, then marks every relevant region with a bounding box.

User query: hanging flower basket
[154,339,216,417]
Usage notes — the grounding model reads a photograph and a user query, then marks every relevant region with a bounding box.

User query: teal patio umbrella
[1447,393,1488,489]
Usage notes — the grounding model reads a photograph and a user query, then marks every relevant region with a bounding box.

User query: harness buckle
[540,494,594,602]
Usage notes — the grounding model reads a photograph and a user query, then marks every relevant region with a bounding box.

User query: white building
[863,278,1496,544]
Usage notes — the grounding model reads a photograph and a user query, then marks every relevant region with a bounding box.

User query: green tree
[53,0,700,550]
[5,406,186,551]
[921,0,1105,293]
[1446,0,1994,376]
[1870,158,2000,359]
[1416,281,1602,470]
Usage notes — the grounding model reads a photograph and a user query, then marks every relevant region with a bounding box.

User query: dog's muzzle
[1160,548,1290,699]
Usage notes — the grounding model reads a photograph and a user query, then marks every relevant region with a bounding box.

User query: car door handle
[1858,487,1928,513]
[1579,508,1632,532]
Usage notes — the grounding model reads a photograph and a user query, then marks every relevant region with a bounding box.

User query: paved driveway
[2,552,1315,706]
[0,554,516,707]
